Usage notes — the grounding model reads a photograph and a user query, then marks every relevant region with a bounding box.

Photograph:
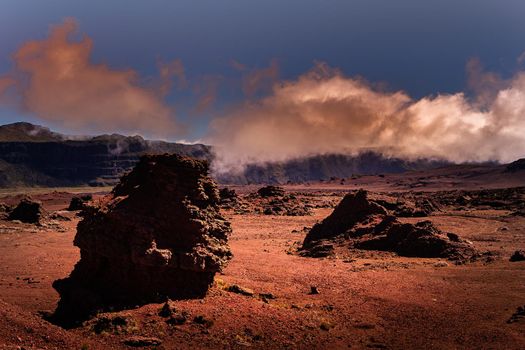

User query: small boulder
[226,284,255,297]
[510,250,525,262]
[8,197,44,224]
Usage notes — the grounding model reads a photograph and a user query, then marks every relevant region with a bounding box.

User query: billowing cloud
[0,18,181,137]
[208,62,525,174]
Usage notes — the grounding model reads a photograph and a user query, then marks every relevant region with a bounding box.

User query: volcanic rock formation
[52,154,232,326]
[302,190,476,260]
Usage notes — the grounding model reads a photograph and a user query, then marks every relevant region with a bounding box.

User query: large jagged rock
[303,190,387,247]
[52,154,232,326]
[301,190,476,260]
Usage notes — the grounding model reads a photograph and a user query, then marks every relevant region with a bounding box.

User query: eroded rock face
[301,190,476,261]
[52,154,232,326]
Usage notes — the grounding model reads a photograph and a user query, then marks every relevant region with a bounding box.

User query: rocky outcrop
[52,154,232,326]
[301,190,476,260]
[303,190,387,247]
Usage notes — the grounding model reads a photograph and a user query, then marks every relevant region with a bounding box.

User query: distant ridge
[0,122,519,187]
[0,122,64,142]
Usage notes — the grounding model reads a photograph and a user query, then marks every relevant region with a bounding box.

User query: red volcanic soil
[0,172,524,349]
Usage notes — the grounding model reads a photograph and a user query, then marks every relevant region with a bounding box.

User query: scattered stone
[158,301,175,318]
[219,187,238,202]
[434,261,449,268]
[166,312,188,326]
[309,286,319,295]
[319,322,332,331]
[507,305,525,323]
[123,336,162,347]
[67,195,92,211]
[0,203,11,219]
[302,242,334,258]
[52,154,232,326]
[257,185,285,197]
[259,293,276,300]
[193,315,214,328]
[90,314,137,335]
[510,250,525,262]
[227,284,255,297]
[8,197,44,224]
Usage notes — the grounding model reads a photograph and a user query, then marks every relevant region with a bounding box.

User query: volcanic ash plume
[0,18,181,137]
[208,63,525,174]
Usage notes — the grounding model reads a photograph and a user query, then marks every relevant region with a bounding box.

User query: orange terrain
[0,178,524,349]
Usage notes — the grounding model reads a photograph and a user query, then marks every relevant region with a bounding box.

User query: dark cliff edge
[0,123,211,187]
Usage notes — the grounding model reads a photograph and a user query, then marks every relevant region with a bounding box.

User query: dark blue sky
[1,0,524,138]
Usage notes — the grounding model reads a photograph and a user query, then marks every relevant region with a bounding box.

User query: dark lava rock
[67,195,92,211]
[355,219,476,260]
[257,185,285,197]
[226,284,255,296]
[301,190,476,260]
[52,154,232,327]
[510,250,525,262]
[91,314,137,335]
[219,187,243,210]
[303,190,387,248]
[505,158,525,172]
[7,197,44,224]
[507,305,525,323]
